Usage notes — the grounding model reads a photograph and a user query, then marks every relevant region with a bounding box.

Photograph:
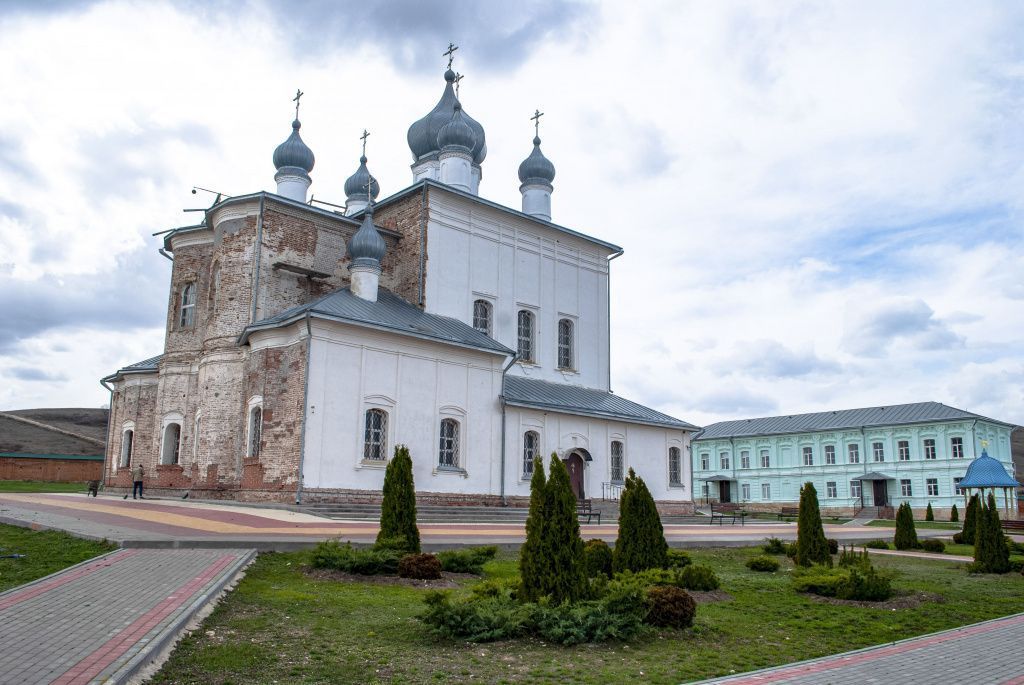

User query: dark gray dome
[407,69,487,165]
[344,156,380,201]
[437,103,476,152]
[273,119,315,173]
[348,204,386,268]
[518,136,555,185]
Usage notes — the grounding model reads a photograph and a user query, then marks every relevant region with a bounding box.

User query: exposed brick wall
[372,188,428,305]
[0,457,102,482]
[104,379,159,488]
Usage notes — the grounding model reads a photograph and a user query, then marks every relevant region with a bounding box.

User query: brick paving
[691,611,1024,684]
[0,547,253,684]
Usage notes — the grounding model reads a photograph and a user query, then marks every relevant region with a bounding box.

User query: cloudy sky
[0,0,1022,427]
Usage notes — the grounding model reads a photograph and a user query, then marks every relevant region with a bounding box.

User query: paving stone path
[0,547,253,684]
[691,611,1024,684]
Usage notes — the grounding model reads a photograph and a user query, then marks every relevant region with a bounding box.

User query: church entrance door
[564,453,585,501]
[719,481,732,503]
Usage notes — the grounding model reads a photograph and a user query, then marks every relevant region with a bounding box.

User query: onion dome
[348,203,386,268]
[344,155,380,201]
[273,119,315,173]
[518,135,556,186]
[406,69,487,164]
[437,103,476,153]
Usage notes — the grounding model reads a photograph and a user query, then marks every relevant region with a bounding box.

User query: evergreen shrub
[925,503,934,521]
[539,456,588,603]
[796,482,831,567]
[962,494,980,545]
[614,469,669,573]
[864,539,889,549]
[645,586,697,628]
[762,537,787,555]
[373,535,411,553]
[893,502,919,550]
[952,532,964,544]
[666,548,692,568]
[972,493,1011,574]
[746,555,780,572]
[436,546,498,574]
[920,539,946,554]
[398,553,442,579]
[679,564,720,591]
[792,565,893,601]
[827,538,839,555]
[377,445,420,553]
[950,503,959,522]
[785,543,798,559]
[583,539,613,578]
[837,545,871,570]
[310,540,401,575]
[518,456,547,601]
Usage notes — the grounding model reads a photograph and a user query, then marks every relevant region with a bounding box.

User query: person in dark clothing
[131,463,145,499]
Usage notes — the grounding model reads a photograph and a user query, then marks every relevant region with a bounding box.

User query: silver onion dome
[518,135,555,185]
[347,203,386,268]
[273,119,315,173]
[437,103,476,152]
[406,69,486,165]
[344,155,380,201]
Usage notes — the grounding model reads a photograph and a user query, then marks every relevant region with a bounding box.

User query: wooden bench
[576,499,601,524]
[710,502,747,525]
[777,506,800,521]
[1001,519,1024,533]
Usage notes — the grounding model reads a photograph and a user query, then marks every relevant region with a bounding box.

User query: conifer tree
[925,503,934,521]
[950,503,959,522]
[613,468,668,572]
[518,455,548,601]
[962,494,980,545]
[893,502,919,550]
[376,444,420,553]
[796,482,831,567]
[973,492,1010,573]
[537,455,587,603]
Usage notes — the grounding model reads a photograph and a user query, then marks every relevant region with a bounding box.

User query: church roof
[101,354,162,383]
[503,376,698,430]
[694,401,1011,441]
[958,450,1021,488]
[240,287,514,356]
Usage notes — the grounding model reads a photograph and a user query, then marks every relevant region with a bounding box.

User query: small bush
[373,535,411,553]
[436,546,498,575]
[310,540,401,575]
[645,585,697,628]
[838,566,894,601]
[894,502,919,550]
[762,537,787,555]
[792,566,847,597]
[837,545,871,570]
[827,538,839,555]
[864,539,890,550]
[746,555,780,572]
[950,503,959,522]
[785,543,798,559]
[920,539,946,554]
[1010,540,1024,556]
[1008,559,1024,573]
[583,539,613,578]
[952,532,964,545]
[421,591,531,642]
[666,548,692,569]
[679,564,720,591]
[925,503,934,521]
[398,553,442,579]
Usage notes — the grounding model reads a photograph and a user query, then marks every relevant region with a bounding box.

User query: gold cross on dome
[530,109,544,137]
[443,42,459,70]
[360,129,370,157]
[293,89,304,118]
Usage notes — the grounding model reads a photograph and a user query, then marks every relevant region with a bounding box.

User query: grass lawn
[151,546,1024,685]
[0,480,93,494]
[0,523,117,592]
[867,519,962,530]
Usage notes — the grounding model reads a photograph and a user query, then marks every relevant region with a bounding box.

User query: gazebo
[958,449,1021,519]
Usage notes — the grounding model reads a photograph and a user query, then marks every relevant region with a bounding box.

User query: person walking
[130,463,145,499]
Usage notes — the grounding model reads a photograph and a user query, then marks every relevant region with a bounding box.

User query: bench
[1001,519,1024,533]
[86,480,99,497]
[778,506,800,521]
[576,499,601,525]
[710,502,746,525]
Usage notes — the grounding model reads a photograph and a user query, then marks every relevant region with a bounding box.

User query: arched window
[161,423,181,465]
[668,446,681,485]
[472,299,492,337]
[517,310,534,362]
[438,419,460,468]
[523,431,539,476]
[610,440,624,482]
[364,409,388,461]
[179,282,196,328]
[120,429,134,468]
[247,406,263,459]
[557,318,574,369]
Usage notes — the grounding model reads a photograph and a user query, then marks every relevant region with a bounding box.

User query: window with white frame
[668,446,682,485]
[826,481,837,498]
[900,479,912,497]
[741,483,751,500]
[701,483,709,497]
[850,480,862,498]
[523,431,539,477]
[557,318,574,370]
[761,483,770,499]
[824,445,836,465]
[802,446,813,466]
[954,477,963,496]
[898,440,910,461]
[363,409,388,461]
[119,428,134,467]
[720,451,730,469]
[700,453,710,470]
[923,438,936,459]
[472,299,492,337]
[760,449,770,468]
[951,437,964,458]
[161,422,181,465]
[847,443,860,464]
[517,310,535,363]
[438,419,460,468]
[872,442,884,462]
[610,441,624,482]
[927,478,939,497]
[740,450,750,469]
[179,282,196,329]
[247,405,263,459]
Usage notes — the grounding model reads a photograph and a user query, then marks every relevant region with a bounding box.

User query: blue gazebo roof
[958,450,1021,488]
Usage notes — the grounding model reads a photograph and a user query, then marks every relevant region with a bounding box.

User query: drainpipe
[158,249,173,262]
[249,194,266,324]
[295,312,313,505]
[498,353,519,506]
[606,249,624,391]
[418,184,428,306]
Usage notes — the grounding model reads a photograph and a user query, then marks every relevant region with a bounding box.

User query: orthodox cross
[531,109,544,137]
[443,42,459,70]
[293,89,304,119]
[360,129,370,157]
[454,72,464,97]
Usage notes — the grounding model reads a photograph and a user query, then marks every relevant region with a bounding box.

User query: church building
[101,56,698,510]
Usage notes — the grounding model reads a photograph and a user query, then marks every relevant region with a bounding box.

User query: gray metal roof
[694,401,1011,441]
[102,354,162,383]
[854,472,894,481]
[240,287,514,356]
[503,376,698,430]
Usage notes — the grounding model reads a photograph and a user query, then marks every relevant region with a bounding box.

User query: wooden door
[565,453,585,500]
[872,480,888,507]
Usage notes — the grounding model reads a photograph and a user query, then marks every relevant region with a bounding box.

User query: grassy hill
[0,408,108,456]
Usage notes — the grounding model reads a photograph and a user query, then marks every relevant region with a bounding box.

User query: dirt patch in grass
[690,589,732,604]
[805,590,946,610]
[304,566,478,589]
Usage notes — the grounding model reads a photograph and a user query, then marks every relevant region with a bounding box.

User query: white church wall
[423,190,613,391]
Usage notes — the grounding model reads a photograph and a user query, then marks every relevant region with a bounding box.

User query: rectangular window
[901,479,913,497]
[824,445,836,465]
[179,283,196,329]
[700,453,710,470]
[954,477,964,496]
[701,483,709,497]
[610,441,624,482]
[826,481,837,498]
[898,440,910,461]
[740,450,750,469]
[557,318,574,369]
[802,446,813,466]
[927,478,939,497]
[517,310,535,363]
[951,437,964,458]
[741,483,751,500]
[923,439,936,459]
[668,447,682,485]
[850,480,862,499]
[847,444,860,464]
[438,419,460,468]
[761,483,770,499]
[872,441,884,462]
[720,451,730,470]
[760,449,770,468]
